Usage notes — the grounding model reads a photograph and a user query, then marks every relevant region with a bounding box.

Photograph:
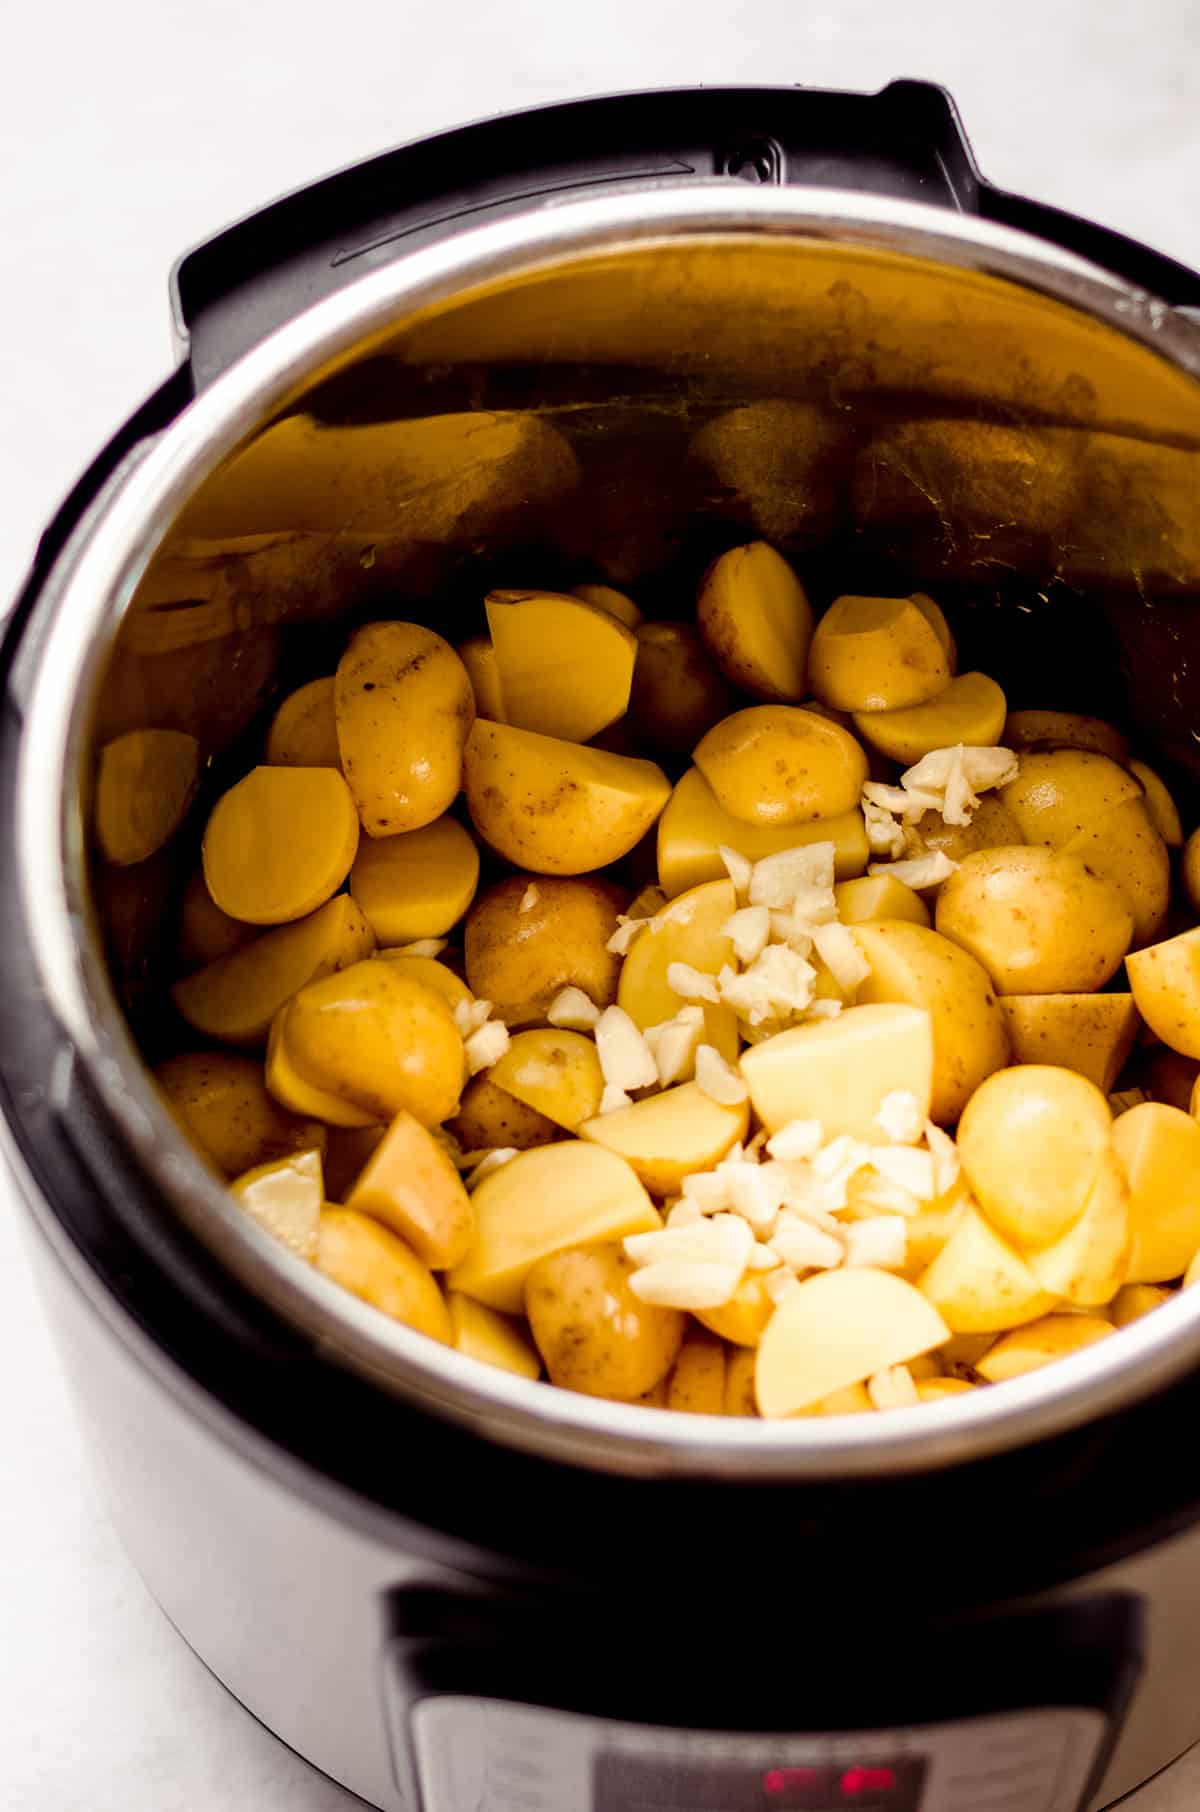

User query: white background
[2,3,1200,1807]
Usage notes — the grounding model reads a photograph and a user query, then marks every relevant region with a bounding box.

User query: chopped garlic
[464,1020,510,1075]
[870,1145,937,1200]
[771,1215,844,1272]
[846,1169,922,1220]
[924,1120,961,1196]
[719,844,754,901]
[868,1364,920,1410]
[862,780,937,822]
[722,1156,788,1231]
[695,1043,749,1107]
[765,1266,802,1306]
[644,1005,704,1086]
[681,1168,733,1213]
[746,1241,782,1271]
[767,908,815,954]
[766,1119,824,1162]
[465,1147,519,1187]
[628,1261,743,1310]
[666,1198,704,1228]
[666,961,721,1005]
[868,849,957,891]
[606,915,650,956]
[874,1089,925,1145]
[391,936,449,958]
[863,798,907,859]
[723,905,771,965]
[718,945,817,1024]
[454,996,495,1037]
[844,1216,908,1269]
[546,986,601,1031]
[519,884,540,913]
[626,1212,753,1272]
[811,921,870,995]
[806,998,843,1022]
[594,1005,658,1092]
[749,843,836,909]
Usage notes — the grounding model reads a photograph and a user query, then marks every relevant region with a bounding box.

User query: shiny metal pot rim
[18,180,1200,1481]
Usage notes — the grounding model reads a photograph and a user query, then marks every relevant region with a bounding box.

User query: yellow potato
[693,706,869,826]
[657,767,869,899]
[488,1029,604,1130]
[272,958,464,1128]
[176,869,260,969]
[445,1292,541,1379]
[695,1272,776,1347]
[1127,926,1200,1058]
[755,1268,949,1417]
[264,677,340,767]
[265,1014,378,1128]
[852,671,1006,764]
[157,1052,324,1179]
[917,1378,975,1401]
[230,1147,324,1261]
[465,874,624,1027]
[485,589,636,743]
[1112,1102,1200,1282]
[447,1142,660,1312]
[1184,829,1200,914]
[172,895,376,1046]
[629,621,733,754]
[349,814,479,946]
[724,1346,759,1415]
[345,1109,474,1269]
[1188,1250,1200,1290]
[616,878,740,1064]
[1004,710,1130,765]
[809,594,952,713]
[695,541,813,701]
[464,719,670,875]
[999,993,1139,1094]
[666,1329,727,1413]
[573,582,642,629]
[834,874,931,928]
[739,1002,933,1140]
[524,1243,684,1401]
[957,1064,1112,1250]
[372,953,473,1014]
[939,1331,997,1370]
[321,1124,387,1200]
[1111,1283,1172,1327]
[918,1205,1059,1332]
[449,1074,560,1151]
[934,846,1133,994]
[457,635,507,722]
[95,728,200,866]
[801,1383,876,1415]
[317,1206,451,1343]
[1062,798,1170,947]
[975,1314,1114,1382]
[1142,1048,1200,1112]
[1000,749,1141,847]
[335,621,475,836]
[906,795,1026,866]
[853,921,1011,1124]
[1129,760,1183,848]
[202,766,360,925]
[1026,1151,1130,1305]
[902,1198,968,1275]
[580,1081,749,1197]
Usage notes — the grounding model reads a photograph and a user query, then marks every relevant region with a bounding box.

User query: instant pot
[9,81,1200,1812]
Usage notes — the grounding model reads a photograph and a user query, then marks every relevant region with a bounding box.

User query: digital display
[594,1753,926,1811]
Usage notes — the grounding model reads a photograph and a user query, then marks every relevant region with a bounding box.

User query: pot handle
[173,80,1200,390]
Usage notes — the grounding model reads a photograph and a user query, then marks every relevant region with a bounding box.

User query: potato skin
[335,622,475,836]
[524,1244,685,1400]
[693,705,869,826]
[630,621,733,754]
[450,1074,561,1150]
[907,794,1025,865]
[935,846,1133,994]
[157,1051,323,1178]
[317,1206,451,1343]
[465,875,626,1027]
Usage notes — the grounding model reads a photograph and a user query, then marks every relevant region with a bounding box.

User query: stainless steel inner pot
[21,183,1200,1480]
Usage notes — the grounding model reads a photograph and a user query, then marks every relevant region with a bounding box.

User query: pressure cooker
[8,80,1200,1812]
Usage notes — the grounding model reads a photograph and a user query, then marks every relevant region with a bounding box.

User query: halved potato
[1004,710,1130,765]
[756,1268,949,1417]
[446,1142,661,1312]
[1000,749,1141,847]
[809,594,952,713]
[724,1346,759,1415]
[1129,760,1183,848]
[264,677,340,768]
[740,1002,933,1140]
[349,814,479,946]
[957,1064,1112,1250]
[852,671,1006,764]
[695,541,813,701]
[488,1028,605,1130]
[485,589,637,743]
[1112,1102,1200,1283]
[629,621,733,754]
[524,1244,685,1400]
[202,765,360,926]
[95,728,201,866]
[975,1314,1114,1382]
[693,706,868,826]
[657,767,868,899]
[918,1205,1059,1333]
[1061,797,1170,947]
[579,1081,749,1197]
[157,1051,324,1179]
[616,878,741,1063]
[934,846,1133,995]
[1026,1151,1130,1305]
[1127,925,1200,1058]
[335,622,475,837]
[999,993,1139,1093]
[465,874,624,1027]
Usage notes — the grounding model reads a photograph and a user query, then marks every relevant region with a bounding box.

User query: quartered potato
[740,1003,934,1140]
[580,1081,749,1197]
[935,846,1133,994]
[1112,1103,1200,1283]
[1062,798,1170,947]
[525,1243,685,1401]
[834,874,931,928]
[1000,749,1141,847]
[349,814,479,946]
[345,1109,474,1269]
[695,1272,776,1348]
[975,1314,1114,1382]
[1130,760,1184,848]
[95,728,200,866]
[696,541,813,701]
[616,878,740,1062]
[487,1029,605,1131]
[335,621,475,836]
[177,869,260,969]
[1026,1151,1130,1306]
[999,993,1139,1094]
[657,766,868,898]
[809,594,952,713]
[317,1206,452,1343]
[450,1075,560,1151]
[693,705,868,826]
[465,875,624,1027]
[918,1206,1058,1333]
[485,588,637,742]
[373,953,473,1014]
[457,635,507,722]
[157,1051,324,1179]
[446,1292,541,1379]
[573,582,642,629]
[230,1147,324,1262]
[1127,925,1200,1058]
[666,1329,727,1414]
[755,1269,949,1417]
[264,677,340,768]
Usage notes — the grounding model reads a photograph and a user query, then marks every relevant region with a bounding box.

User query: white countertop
[2,2,1200,1806]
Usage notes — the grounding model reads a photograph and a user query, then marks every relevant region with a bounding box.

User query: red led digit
[840,1765,898,1796]
[763,1766,822,1794]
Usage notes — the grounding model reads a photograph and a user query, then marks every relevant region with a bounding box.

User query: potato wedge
[1127,925,1200,1059]
[975,1314,1114,1382]
[755,1268,949,1417]
[999,993,1139,1094]
[457,635,507,722]
[957,1064,1112,1250]
[918,1206,1059,1333]
[852,671,1006,764]
[488,1029,604,1131]
[853,920,1010,1123]
[579,1081,749,1197]
[345,1109,474,1269]
[694,705,868,826]
[573,582,642,629]
[177,869,260,970]
[450,1074,560,1151]
[1026,1151,1130,1305]
[740,1002,933,1140]
[834,874,931,928]
[447,1143,661,1312]
[230,1147,323,1262]
[465,874,624,1027]
[264,677,340,768]
[464,719,670,875]
[446,1292,541,1379]
[1112,1102,1200,1283]
[335,622,475,836]
[485,589,637,743]
[615,876,741,1062]
[657,767,868,899]
[95,728,200,866]
[349,814,479,946]
[695,541,813,701]
[809,594,952,713]
[935,846,1133,995]
[317,1206,451,1342]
